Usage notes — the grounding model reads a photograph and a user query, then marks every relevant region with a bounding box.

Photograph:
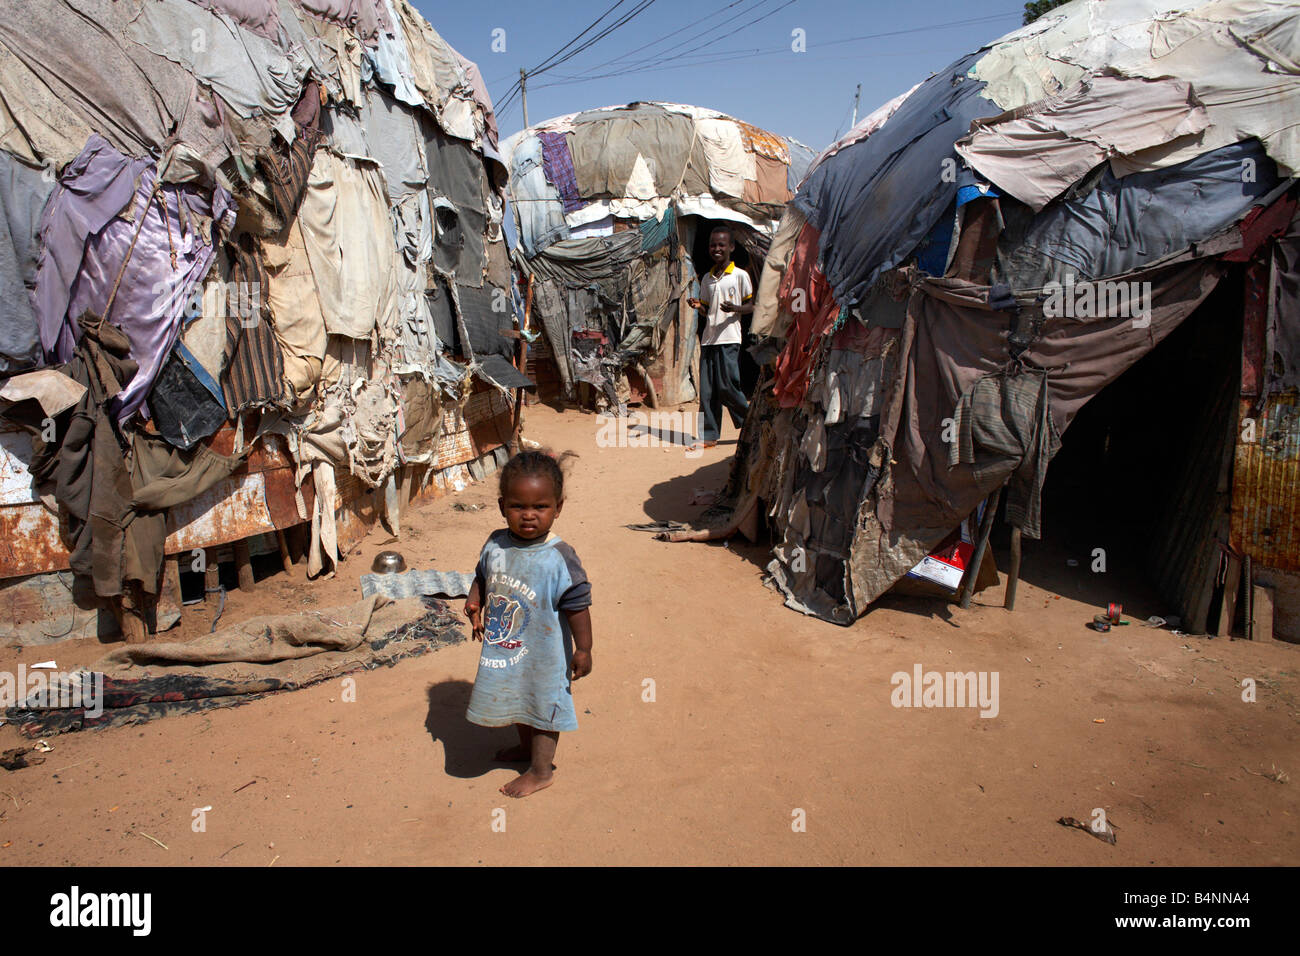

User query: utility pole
[851,83,860,128]
[520,68,529,128]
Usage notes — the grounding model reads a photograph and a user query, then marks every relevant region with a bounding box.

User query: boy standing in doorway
[686,225,752,450]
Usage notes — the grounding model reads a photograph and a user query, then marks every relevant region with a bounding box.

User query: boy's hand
[687,297,702,310]
[720,301,738,313]
[571,649,592,681]
[463,600,484,641]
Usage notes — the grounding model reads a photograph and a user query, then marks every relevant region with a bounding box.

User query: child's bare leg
[500,729,558,798]
[494,723,533,762]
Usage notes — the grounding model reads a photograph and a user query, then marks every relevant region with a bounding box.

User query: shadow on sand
[423,679,518,778]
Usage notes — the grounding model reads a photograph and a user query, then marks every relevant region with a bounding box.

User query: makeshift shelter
[0,0,528,643]
[703,0,1300,639]
[503,103,815,410]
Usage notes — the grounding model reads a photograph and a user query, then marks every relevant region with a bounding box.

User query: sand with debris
[1,404,1297,865]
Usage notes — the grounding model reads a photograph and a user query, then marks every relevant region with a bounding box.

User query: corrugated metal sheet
[1231,394,1300,570]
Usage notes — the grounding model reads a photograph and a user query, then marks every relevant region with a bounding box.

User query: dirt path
[2,404,1297,865]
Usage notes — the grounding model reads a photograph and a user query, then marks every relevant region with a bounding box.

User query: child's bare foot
[500,768,553,798]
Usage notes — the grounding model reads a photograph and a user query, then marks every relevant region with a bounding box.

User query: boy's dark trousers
[699,343,749,442]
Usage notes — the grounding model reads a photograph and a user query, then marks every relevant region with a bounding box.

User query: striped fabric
[256,81,324,227]
[537,130,584,214]
[221,235,287,414]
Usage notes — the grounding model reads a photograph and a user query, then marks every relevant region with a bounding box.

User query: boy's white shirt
[699,261,752,346]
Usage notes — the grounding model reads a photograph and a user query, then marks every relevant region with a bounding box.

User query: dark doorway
[1007,267,1243,624]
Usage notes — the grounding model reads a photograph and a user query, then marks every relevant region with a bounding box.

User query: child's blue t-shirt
[466,529,592,732]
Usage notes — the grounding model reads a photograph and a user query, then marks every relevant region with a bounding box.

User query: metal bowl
[372,551,407,573]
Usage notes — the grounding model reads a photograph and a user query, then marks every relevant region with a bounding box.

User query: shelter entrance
[686,217,762,397]
[1018,269,1243,622]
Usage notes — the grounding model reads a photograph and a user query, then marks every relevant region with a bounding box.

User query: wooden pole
[1004,526,1022,611]
[117,583,148,644]
[1216,552,1241,637]
[165,554,184,609]
[276,530,293,574]
[233,539,255,592]
[513,273,534,441]
[958,488,1002,609]
[519,68,529,128]
[204,548,220,602]
[1245,555,1253,640]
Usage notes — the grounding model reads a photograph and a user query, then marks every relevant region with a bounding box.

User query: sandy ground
[1,403,1298,866]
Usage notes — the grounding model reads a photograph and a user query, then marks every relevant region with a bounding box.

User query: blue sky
[413,0,1027,150]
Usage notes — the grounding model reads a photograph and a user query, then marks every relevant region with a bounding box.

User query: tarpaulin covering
[0,0,517,614]
[717,0,1300,626]
[36,135,236,420]
[793,50,998,309]
[0,151,52,372]
[505,102,806,407]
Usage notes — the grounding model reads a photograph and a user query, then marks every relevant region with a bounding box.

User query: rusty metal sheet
[0,504,70,577]
[194,420,296,473]
[0,380,508,580]
[164,473,276,553]
[1231,395,1300,571]
[263,466,312,529]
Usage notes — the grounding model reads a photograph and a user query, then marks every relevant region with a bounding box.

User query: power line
[493,8,1023,129]
[539,0,794,87]
[531,10,1018,90]
[575,0,760,75]
[496,0,632,110]
[498,0,659,114]
[563,0,790,84]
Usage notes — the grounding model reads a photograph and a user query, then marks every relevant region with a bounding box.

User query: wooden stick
[1216,553,1241,637]
[1004,526,1022,610]
[959,488,1002,609]
[131,830,168,850]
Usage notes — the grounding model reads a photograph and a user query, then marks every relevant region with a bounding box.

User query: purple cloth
[34,135,235,422]
[184,0,281,39]
[538,131,583,214]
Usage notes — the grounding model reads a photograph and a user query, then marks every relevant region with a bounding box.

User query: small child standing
[463,450,593,798]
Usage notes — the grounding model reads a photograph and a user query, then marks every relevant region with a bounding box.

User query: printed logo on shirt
[483,593,525,650]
